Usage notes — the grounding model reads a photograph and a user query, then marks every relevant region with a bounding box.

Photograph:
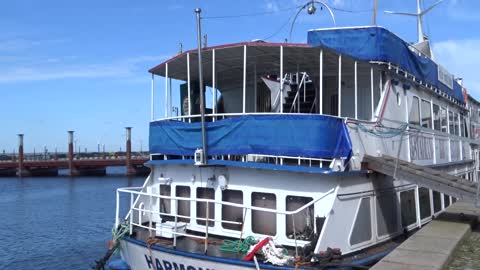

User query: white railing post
[149,194,153,237]
[447,106,452,162]
[319,49,323,115]
[431,99,436,164]
[280,46,284,113]
[174,198,178,248]
[212,49,216,121]
[151,73,155,121]
[338,54,342,117]
[370,67,374,119]
[415,186,422,228]
[242,45,247,114]
[354,61,358,119]
[187,53,191,123]
[205,201,209,254]
[165,63,169,118]
[115,190,120,229]
[130,193,134,235]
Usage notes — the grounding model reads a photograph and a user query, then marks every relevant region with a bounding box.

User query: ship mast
[384,0,445,43]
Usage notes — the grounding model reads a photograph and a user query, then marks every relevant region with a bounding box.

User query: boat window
[460,114,465,137]
[376,192,399,237]
[286,196,314,240]
[222,190,243,231]
[440,107,448,133]
[421,99,432,129]
[252,192,276,236]
[432,104,441,131]
[409,96,420,126]
[350,197,372,246]
[433,191,442,213]
[452,197,457,204]
[196,187,215,227]
[461,114,468,138]
[449,111,455,134]
[444,194,450,208]
[419,187,431,220]
[176,186,190,222]
[400,190,416,228]
[160,185,172,221]
[454,113,460,135]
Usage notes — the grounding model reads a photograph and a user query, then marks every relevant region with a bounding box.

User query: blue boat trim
[146,159,369,175]
[122,237,391,269]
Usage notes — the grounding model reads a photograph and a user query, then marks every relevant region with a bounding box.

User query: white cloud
[433,39,480,99]
[0,55,170,83]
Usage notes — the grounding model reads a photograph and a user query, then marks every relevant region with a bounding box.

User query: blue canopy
[150,114,352,160]
[307,26,464,104]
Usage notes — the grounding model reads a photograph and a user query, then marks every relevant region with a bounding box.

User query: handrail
[117,187,335,216]
[153,112,347,122]
[290,72,307,113]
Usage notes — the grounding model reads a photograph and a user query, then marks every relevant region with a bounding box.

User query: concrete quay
[371,200,480,270]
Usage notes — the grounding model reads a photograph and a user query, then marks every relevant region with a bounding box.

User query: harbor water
[0,174,144,269]
[448,227,480,270]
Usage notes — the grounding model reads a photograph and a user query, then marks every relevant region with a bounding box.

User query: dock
[371,200,479,270]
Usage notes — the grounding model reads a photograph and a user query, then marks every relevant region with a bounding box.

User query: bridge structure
[0,128,150,177]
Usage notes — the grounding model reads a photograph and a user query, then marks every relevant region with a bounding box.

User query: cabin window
[176,186,190,222]
[252,192,277,236]
[440,107,448,133]
[461,114,468,138]
[454,113,460,135]
[400,190,416,228]
[432,104,441,131]
[409,96,420,126]
[449,111,455,134]
[421,100,432,129]
[222,190,243,231]
[350,197,372,246]
[376,192,399,237]
[433,191,442,213]
[452,197,457,204]
[286,196,314,240]
[419,188,431,220]
[196,187,215,227]
[444,194,450,208]
[160,185,172,221]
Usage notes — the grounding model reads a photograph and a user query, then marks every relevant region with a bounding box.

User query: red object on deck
[243,237,270,261]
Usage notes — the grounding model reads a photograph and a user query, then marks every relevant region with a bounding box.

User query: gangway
[363,155,479,202]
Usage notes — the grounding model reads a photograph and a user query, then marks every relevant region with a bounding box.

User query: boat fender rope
[261,238,292,266]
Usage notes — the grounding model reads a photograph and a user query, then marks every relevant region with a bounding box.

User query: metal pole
[165,63,169,118]
[195,8,208,164]
[373,0,378,25]
[242,45,247,114]
[17,134,24,177]
[338,54,342,117]
[319,49,323,114]
[187,53,192,122]
[212,49,216,117]
[354,61,358,119]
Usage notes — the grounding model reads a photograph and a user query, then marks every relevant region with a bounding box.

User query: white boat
[104,1,480,269]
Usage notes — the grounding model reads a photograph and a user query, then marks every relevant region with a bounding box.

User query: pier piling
[16,134,29,177]
[68,131,78,176]
[125,127,135,176]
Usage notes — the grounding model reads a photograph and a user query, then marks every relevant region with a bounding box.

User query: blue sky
[0,0,478,153]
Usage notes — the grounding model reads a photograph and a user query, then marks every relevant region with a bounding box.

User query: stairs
[282,83,316,113]
[363,154,478,201]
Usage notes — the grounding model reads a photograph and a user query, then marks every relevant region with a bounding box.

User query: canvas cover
[307,26,465,104]
[149,114,352,159]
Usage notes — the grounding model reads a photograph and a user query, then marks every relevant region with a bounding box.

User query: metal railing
[116,186,335,253]
[290,72,308,113]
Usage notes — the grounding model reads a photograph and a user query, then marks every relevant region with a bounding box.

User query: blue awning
[307,26,465,104]
[149,114,352,160]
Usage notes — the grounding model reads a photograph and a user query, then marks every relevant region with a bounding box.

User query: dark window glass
[252,192,276,235]
[433,191,442,213]
[196,188,215,226]
[419,187,431,220]
[433,104,440,131]
[449,111,455,134]
[160,185,172,221]
[176,186,190,222]
[401,190,416,227]
[421,100,432,129]
[409,97,420,126]
[444,194,450,208]
[222,190,243,230]
[286,196,314,239]
[376,192,399,236]
[350,198,372,245]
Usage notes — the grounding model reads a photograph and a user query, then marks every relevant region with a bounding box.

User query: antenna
[384,0,445,43]
[372,0,378,25]
[289,0,336,42]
